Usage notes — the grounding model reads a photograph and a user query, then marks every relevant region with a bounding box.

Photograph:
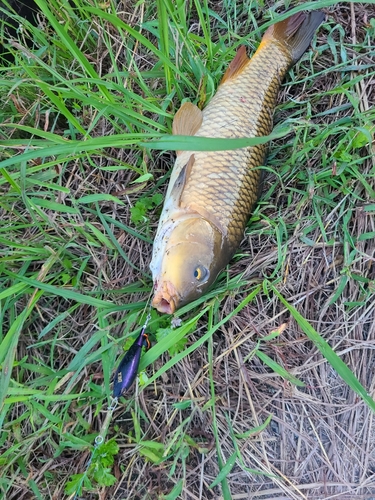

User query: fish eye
[193,265,209,282]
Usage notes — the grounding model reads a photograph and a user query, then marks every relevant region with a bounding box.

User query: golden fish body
[151,11,324,314]
[182,46,291,252]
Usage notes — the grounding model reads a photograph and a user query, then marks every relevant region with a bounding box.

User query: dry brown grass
[105,4,375,499]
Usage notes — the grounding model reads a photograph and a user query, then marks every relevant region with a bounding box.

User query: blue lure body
[113,331,150,398]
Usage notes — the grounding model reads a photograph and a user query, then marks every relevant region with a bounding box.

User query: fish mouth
[152,281,179,314]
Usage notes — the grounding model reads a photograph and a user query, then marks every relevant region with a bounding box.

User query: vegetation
[0,0,374,498]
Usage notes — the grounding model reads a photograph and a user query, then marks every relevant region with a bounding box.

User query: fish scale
[151,11,325,313]
[180,42,292,250]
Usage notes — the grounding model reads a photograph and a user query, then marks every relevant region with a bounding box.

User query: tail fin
[263,11,325,64]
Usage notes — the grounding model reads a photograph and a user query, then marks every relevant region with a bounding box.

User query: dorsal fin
[220,46,250,85]
[170,154,195,206]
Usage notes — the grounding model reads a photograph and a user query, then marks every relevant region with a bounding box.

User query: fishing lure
[113,328,151,398]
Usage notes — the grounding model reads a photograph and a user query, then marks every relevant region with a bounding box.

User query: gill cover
[152,217,226,314]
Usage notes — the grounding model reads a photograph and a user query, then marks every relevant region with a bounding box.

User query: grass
[0,0,375,498]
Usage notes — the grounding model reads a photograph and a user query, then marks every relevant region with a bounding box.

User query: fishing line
[72,299,153,499]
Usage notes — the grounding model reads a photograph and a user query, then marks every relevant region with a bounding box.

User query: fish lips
[152,280,179,314]
[152,271,215,314]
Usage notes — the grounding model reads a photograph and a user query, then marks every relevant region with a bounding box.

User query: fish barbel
[150,11,324,314]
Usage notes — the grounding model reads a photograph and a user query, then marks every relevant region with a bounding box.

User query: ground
[0,0,374,499]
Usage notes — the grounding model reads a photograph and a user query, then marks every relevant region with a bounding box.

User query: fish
[150,10,325,314]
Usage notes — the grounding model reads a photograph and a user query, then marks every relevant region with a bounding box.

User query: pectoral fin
[170,154,195,206]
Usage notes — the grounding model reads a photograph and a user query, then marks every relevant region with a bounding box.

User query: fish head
[152,217,225,314]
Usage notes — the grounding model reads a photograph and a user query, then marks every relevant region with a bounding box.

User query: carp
[150,11,324,314]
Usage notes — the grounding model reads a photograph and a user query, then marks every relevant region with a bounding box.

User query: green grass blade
[0,292,42,411]
[209,451,237,489]
[234,414,273,439]
[2,271,115,309]
[85,7,196,91]
[271,284,375,412]
[140,286,261,382]
[255,350,305,387]
[33,0,113,104]
[140,129,291,151]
